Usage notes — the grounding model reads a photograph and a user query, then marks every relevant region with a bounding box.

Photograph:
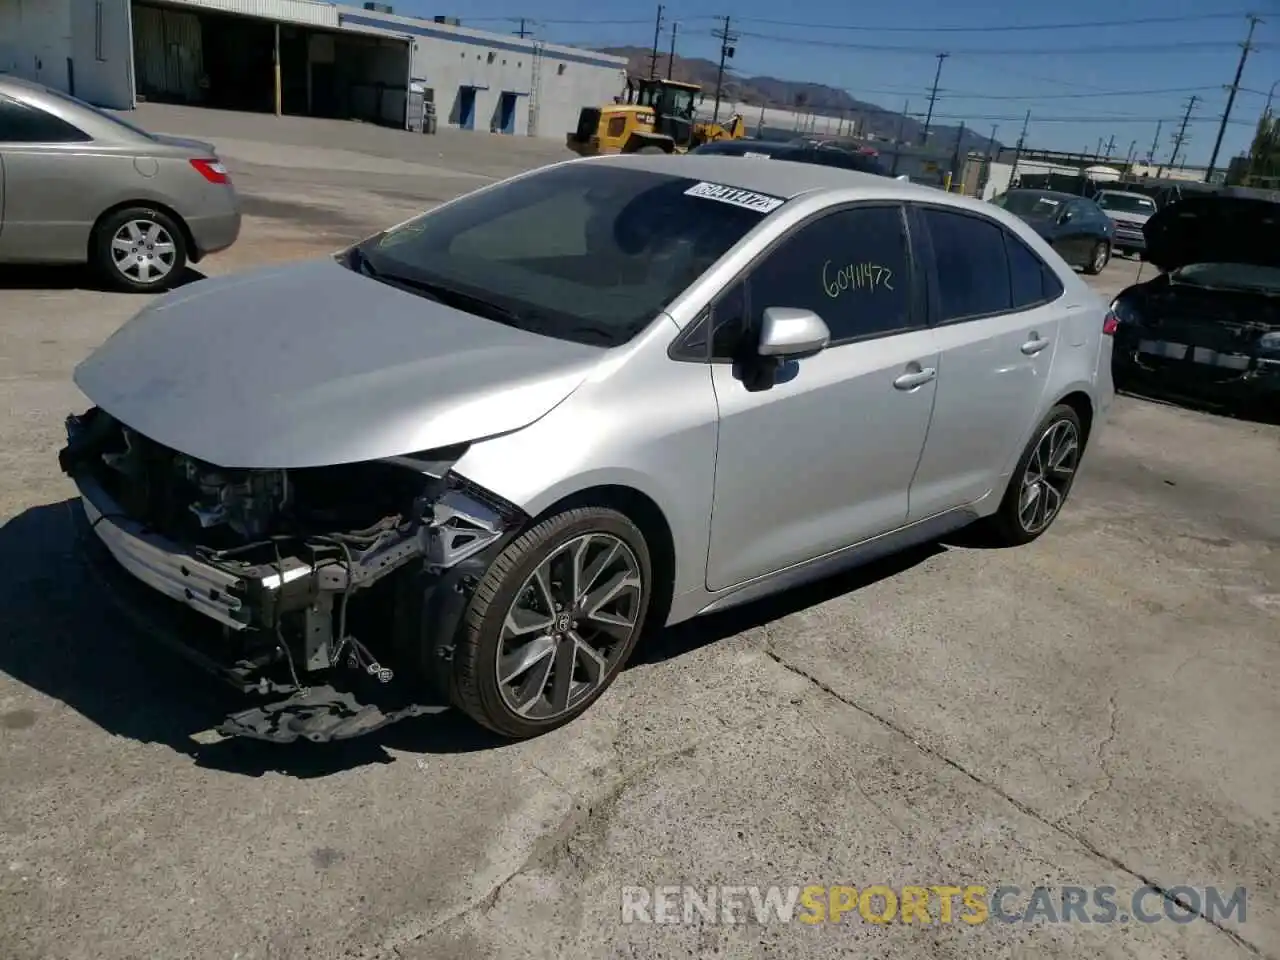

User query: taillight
[1102,310,1120,336]
[190,158,230,184]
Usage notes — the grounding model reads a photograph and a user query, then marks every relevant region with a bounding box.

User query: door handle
[893,367,937,390]
[1021,337,1050,355]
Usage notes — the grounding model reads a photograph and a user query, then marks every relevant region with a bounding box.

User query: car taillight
[190,158,230,184]
[1102,310,1120,336]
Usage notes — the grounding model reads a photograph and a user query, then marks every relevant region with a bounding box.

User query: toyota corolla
[60,154,1115,742]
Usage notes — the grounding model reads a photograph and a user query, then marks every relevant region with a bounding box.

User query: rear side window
[0,95,91,143]
[1005,234,1063,308]
[921,207,1011,321]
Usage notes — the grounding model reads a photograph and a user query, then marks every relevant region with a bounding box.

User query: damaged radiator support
[67,423,522,741]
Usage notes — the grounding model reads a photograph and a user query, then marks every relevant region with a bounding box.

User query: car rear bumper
[1113,343,1280,408]
[187,208,241,260]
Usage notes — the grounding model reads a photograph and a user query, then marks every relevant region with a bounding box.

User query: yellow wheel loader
[566,77,746,157]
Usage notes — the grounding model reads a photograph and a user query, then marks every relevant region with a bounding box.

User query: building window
[487,51,495,63]
[557,63,565,75]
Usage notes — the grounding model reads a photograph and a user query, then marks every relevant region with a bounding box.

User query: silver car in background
[1094,189,1158,259]
[0,76,240,291]
[59,154,1114,743]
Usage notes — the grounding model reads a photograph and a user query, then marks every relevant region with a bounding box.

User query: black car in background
[1110,195,1279,420]
[990,189,1115,275]
[691,138,895,177]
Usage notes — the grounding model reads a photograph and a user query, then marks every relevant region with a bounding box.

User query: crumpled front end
[59,406,526,742]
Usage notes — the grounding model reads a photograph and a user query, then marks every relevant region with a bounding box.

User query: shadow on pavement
[1116,386,1280,427]
[0,499,942,778]
[0,263,207,292]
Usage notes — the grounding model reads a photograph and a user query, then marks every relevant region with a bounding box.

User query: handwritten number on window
[823,260,894,297]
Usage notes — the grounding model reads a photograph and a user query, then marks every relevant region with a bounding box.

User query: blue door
[499,92,517,134]
[459,86,476,130]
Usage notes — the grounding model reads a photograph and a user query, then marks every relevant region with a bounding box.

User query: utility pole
[1166,95,1198,173]
[514,18,529,38]
[922,52,949,144]
[647,4,664,80]
[1146,120,1163,165]
[666,21,678,80]
[987,123,999,159]
[950,121,966,192]
[1205,13,1262,183]
[1103,134,1116,158]
[1010,109,1030,185]
[890,98,909,176]
[711,15,737,126]
[1123,139,1137,169]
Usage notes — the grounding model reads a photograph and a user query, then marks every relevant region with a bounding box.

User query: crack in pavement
[760,645,1270,960]
[365,731,716,959]
[1056,693,1120,824]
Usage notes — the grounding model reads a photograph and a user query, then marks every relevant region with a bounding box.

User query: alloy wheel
[495,533,643,720]
[111,219,177,285]
[1093,243,1108,273]
[1018,418,1079,535]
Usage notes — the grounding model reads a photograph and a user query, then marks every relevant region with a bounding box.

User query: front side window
[0,95,91,143]
[922,207,1012,321]
[746,205,914,343]
[356,164,776,347]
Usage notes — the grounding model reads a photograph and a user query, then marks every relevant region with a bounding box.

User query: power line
[906,111,1251,125]
[1205,13,1263,182]
[731,11,1255,33]
[726,30,1269,56]
[853,84,1228,102]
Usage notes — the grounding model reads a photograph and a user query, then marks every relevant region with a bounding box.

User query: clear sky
[398,0,1277,168]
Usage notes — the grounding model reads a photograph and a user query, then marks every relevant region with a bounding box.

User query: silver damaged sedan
[60,154,1115,742]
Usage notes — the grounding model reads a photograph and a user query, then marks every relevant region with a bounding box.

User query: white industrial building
[0,0,628,138]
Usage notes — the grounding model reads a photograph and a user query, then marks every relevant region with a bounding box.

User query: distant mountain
[595,45,1003,156]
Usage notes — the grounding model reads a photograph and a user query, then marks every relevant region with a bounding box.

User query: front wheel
[451,507,653,739]
[983,404,1084,547]
[1084,241,1110,275]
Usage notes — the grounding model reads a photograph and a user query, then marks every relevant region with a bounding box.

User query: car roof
[1097,189,1152,197]
[574,152,939,202]
[0,74,50,96]
[1007,188,1084,202]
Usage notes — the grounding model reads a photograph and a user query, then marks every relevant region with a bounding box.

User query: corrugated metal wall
[133,4,203,102]
[157,0,339,28]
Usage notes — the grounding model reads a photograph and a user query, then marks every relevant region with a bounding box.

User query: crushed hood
[74,259,604,469]
[1143,195,1280,273]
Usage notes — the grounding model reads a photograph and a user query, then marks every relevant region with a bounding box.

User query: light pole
[1265,79,1279,117]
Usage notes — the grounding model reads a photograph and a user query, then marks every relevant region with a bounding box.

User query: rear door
[906,204,1065,520]
[0,95,99,262]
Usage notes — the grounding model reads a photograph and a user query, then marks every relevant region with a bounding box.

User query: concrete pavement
[0,107,1275,960]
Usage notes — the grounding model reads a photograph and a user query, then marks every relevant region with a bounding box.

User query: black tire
[983,404,1084,547]
[451,506,653,739]
[1083,240,1110,276]
[635,145,666,154]
[92,206,188,293]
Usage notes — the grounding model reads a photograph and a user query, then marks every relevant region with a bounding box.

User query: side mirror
[758,307,830,359]
[1058,210,1074,224]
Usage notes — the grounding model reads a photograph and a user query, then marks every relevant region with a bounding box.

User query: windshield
[40,87,157,140]
[1170,262,1280,294]
[352,164,777,347]
[993,192,1064,218]
[1097,193,1156,215]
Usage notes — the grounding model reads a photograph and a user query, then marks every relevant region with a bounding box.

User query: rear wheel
[92,206,188,292]
[1084,240,1110,275]
[451,507,652,739]
[983,404,1083,546]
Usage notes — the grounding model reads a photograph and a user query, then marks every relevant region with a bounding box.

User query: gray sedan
[60,154,1114,742]
[0,76,240,291]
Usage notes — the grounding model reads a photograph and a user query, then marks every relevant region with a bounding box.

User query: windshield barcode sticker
[685,181,785,213]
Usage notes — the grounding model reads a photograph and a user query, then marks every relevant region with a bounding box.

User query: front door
[706,203,940,591]
[499,92,517,134]
[458,86,476,129]
[906,205,1064,518]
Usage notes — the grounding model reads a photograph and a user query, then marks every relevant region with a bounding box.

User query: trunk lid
[1143,195,1280,273]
